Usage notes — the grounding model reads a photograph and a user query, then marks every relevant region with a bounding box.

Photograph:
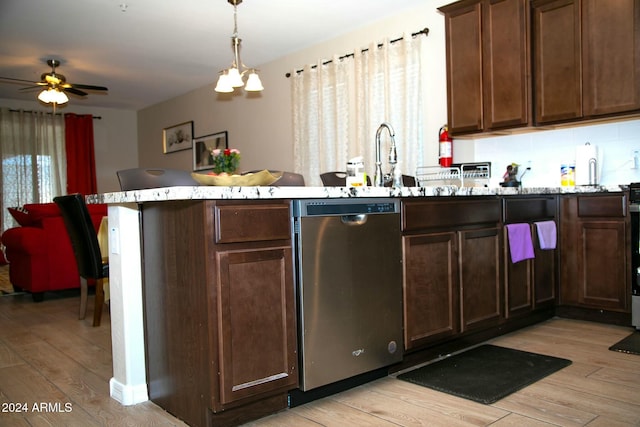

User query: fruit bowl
[191,169,282,186]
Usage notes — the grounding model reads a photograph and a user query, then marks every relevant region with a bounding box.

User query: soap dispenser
[346,156,367,187]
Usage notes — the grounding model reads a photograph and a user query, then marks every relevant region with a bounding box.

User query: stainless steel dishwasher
[293,198,403,392]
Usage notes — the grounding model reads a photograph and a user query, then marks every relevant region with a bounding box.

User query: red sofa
[1,202,107,301]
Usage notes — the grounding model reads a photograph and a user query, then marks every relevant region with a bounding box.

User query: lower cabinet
[560,194,630,312]
[503,196,558,319]
[142,200,297,427]
[459,227,502,332]
[403,231,460,348]
[402,198,503,351]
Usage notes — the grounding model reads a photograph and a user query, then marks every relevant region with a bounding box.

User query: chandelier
[215,0,264,93]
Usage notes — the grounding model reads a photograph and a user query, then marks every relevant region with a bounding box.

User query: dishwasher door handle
[341,214,368,226]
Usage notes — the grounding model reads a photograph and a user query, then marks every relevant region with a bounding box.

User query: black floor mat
[397,344,572,404]
[609,332,640,355]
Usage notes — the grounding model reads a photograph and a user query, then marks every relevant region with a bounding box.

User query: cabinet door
[483,0,530,129]
[403,232,459,350]
[443,1,484,134]
[460,227,503,331]
[216,246,298,406]
[533,234,557,308]
[504,227,533,318]
[578,221,628,310]
[532,0,583,123]
[582,0,640,116]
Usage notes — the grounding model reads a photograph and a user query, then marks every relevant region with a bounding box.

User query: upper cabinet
[441,0,640,134]
[440,0,531,135]
[533,0,640,124]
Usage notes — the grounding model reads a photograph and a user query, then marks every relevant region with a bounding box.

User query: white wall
[471,118,640,187]
[137,2,450,179]
[0,98,138,193]
[5,1,638,190]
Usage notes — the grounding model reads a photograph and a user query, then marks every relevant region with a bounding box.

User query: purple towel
[505,223,535,263]
[534,220,557,250]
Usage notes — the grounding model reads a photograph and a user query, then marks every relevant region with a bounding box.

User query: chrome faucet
[374,122,398,187]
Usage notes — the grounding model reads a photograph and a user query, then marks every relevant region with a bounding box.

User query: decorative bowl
[191,169,282,186]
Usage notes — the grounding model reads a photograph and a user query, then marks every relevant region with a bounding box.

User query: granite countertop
[87,184,628,204]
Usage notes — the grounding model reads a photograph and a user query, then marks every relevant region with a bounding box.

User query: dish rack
[415,162,491,188]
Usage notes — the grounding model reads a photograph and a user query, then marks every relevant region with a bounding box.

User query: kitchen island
[87,183,628,426]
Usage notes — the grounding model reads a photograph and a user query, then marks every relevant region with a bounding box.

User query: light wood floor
[1,291,639,427]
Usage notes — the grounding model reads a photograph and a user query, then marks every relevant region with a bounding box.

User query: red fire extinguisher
[439,124,453,167]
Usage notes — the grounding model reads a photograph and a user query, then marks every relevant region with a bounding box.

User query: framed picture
[193,131,229,171]
[163,121,194,154]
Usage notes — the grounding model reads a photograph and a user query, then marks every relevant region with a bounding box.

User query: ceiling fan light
[54,89,69,104]
[244,71,264,92]
[38,88,69,104]
[215,74,233,93]
[227,67,244,87]
[38,88,53,103]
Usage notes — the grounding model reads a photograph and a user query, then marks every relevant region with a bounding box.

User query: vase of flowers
[211,148,240,174]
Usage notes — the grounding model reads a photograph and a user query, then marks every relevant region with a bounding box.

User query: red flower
[224,148,231,156]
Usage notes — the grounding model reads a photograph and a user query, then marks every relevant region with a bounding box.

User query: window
[291,34,424,186]
[0,108,66,231]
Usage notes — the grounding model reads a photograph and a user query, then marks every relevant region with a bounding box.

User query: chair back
[244,170,306,186]
[402,175,417,187]
[320,171,372,186]
[54,194,105,280]
[321,171,414,187]
[116,168,199,191]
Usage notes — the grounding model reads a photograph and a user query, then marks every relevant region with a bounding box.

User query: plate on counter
[191,169,283,186]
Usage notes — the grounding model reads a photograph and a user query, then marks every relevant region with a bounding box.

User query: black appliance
[629,183,640,329]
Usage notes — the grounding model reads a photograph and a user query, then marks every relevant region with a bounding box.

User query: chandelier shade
[215,0,263,94]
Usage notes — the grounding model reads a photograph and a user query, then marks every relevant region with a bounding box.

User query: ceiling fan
[0,59,108,106]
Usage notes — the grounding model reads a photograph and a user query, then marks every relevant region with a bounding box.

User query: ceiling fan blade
[64,87,88,97]
[0,76,40,85]
[18,86,43,92]
[69,83,108,91]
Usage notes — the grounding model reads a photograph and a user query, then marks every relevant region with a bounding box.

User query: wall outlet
[632,150,639,170]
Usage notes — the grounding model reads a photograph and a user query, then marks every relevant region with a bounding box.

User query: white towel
[535,221,557,250]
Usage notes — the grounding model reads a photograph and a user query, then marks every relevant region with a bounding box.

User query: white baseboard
[109,377,148,406]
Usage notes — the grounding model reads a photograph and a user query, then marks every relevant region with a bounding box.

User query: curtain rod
[8,109,102,120]
[285,27,429,78]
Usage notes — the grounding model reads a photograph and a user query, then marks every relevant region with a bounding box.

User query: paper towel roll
[575,143,598,185]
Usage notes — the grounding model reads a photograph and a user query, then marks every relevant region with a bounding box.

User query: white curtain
[292,34,424,186]
[0,108,66,231]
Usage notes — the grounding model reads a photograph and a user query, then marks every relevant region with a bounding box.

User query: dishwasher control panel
[294,198,400,217]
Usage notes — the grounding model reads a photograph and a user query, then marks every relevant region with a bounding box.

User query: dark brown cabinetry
[503,197,558,319]
[439,0,531,135]
[559,194,630,314]
[402,198,502,350]
[142,200,297,427]
[533,0,640,124]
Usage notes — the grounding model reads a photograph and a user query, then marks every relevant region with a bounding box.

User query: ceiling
[0,0,426,111]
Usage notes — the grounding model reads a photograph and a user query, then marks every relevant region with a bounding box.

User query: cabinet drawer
[577,194,626,218]
[503,197,557,223]
[215,203,291,243]
[402,198,501,231]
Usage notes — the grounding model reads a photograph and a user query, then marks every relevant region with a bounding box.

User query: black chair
[54,194,108,327]
[116,168,199,191]
[243,170,306,186]
[320,171,372,186]
[321,171,415,187]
